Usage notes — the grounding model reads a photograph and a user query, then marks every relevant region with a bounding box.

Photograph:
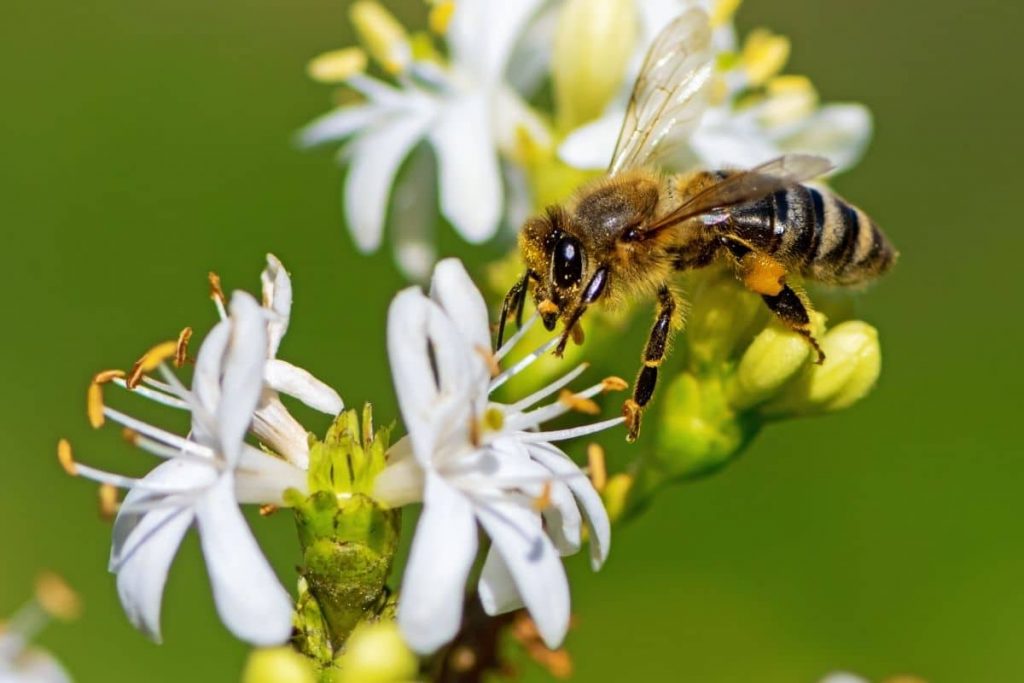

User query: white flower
[300,1,549,279]
[0,640,70,683]
[819,674,870,683]
[64,293,306,645]
[559,0,872,173]
[374,258,621,654]
[0,578,76,683]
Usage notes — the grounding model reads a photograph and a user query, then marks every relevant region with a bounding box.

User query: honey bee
[497,8,897,441]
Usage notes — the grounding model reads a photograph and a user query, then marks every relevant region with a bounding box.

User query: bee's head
[519,207,588,330]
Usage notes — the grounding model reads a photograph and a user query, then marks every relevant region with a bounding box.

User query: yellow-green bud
[242,648,316,683]
[730,322,812,410]
[760,321,881,417]
[349,1,411,74]
[553,0,637,131]
[686,270,766,368]
[334,622,418,683]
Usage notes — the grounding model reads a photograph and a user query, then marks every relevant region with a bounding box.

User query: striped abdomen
[728,184,896,285]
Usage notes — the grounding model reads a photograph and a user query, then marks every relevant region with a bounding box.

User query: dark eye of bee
[552,235,583,288]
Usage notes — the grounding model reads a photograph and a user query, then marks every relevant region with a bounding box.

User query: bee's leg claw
[623,399,642,442]
[759,283,825,364]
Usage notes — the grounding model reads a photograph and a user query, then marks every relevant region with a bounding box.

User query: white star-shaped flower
[375,258,621,654]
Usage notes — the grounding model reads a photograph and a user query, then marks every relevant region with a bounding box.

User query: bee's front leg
[624,286,679,442]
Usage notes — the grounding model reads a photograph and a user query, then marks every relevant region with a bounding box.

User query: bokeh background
[3,0,1022,680]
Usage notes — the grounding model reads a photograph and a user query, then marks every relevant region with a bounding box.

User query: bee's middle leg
[624,286,678,442]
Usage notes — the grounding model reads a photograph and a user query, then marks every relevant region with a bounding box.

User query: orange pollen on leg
[208,272,226,305]
[127,340,178,389]
[473,345,501,377]
[174,327,193,368]
[532,481,553,511]
[587,443,607,492]
[558,389,600,415]
[98,484,120,521]
[57,439,78,476]
[537,299,558,316]
[601,376,629,392]
[743,254,787,296]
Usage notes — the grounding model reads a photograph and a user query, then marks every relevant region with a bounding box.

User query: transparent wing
[648,154,835,230]
[608,9,714,176]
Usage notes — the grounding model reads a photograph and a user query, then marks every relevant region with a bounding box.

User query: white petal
[217,293,269,466]
[818,674,869,683]
[261,254,292,357]
[429,259,491,355]
[297,104,378,147]
[430,93,502,243]
[476,500,570,649]
[390,144,438,281]
[374,437,426,508]
[235,445,308,505]
[264,358,343,415]
[251,394,311,469]
[689,112,781,168]
[344,110,434,253]
[110,460,212,642]
[528,443,610,569]
[478,545,524,615]
[558,114,622,170]
[447,0,544,84]
[194,473,293,646]
[191,320,231,442]
[541,478,583,556]
[387,289,440,465]
[6,649,73,683]
[397,472,478,654]
[777,104,873,173]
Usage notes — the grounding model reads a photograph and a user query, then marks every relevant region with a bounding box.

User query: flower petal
[558,114,621,170]
[476,500,570,649]
[261,254,292,357]
[387,289,439,465]
[529,443,610,569]
[374,437,426,508]
[251,394,311,469]
[235,445,308,505]
[297,104,379,148]
[9,649,73,683]
[194,473,293,646]
[191,320,231,442]
[397,472,478,654]
[217,293,268,466]
[478,545,524,615]
[777,103,872,173]
[447,0,545,85]
[430,93,502,243]
[344,109,434,253]
[429,259,491,358]
[264,358,343,415]
[689,110,781,168]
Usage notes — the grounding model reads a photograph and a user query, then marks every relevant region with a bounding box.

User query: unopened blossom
[0,574,78,683]
[300,1,549,278]
[63,293,304,645]
[374,258,621,654]
[559,0,871,173]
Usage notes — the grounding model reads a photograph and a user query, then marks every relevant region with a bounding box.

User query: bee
[496,8,897,441]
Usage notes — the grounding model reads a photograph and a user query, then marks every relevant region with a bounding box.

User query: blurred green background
[2,0,1022,680]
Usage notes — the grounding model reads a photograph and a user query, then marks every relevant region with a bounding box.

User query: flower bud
[553,0,637,131]
[686,270,766,368]
[349,1,411,74]
[730,322,812,410]
[334,622,418,683]
[760,321,881,417]
[242,647,316,683]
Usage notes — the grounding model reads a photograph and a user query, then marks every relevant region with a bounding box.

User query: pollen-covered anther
[558,389,600,415]
[57,439,78,476]
[587,443,607,492]
[600,376,629,393]
[532,481,553,512]
[474,345,501,378]
[428,0,455,34]
[120,427,140,445]
[35,572,81,622]
[307,47,369,83]
[259,504,279,517]
[87,370,125,429]
[127,340,178,389]
[208,271,226,306]
[98,484,120,521]
[537,299,559,316]
[175,327,193,368]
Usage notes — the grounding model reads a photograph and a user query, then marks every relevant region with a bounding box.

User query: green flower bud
[553,0,637,131]
[685,270,766,368]
[760,320,881,417]
[334,622,417,683]
[729,315,823,411]
[242,647,316,683]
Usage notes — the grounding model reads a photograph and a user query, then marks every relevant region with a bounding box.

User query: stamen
[508,362,588,412]
[587,443,607,492]
[102,406,215,458]
[558,389,600,415]
[34,572,81,622]
[428,0,455,34]
[601,376,629,392]
[98,484,120,521]
[495,313,537,361]
[490,336,559,392]
[57,439,77,476]
[127,340,178,389]
[532,481,552,511]
[474,345,501,378]
[87,370,125,428]
[507,381,607,430]
[110,377,189,410]
[307,47,369,83]
[174,327,192,367]
[516,417,625,443]
[208,272,227,319]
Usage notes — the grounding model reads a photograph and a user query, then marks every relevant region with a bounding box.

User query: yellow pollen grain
[98,484,120,521]
[307,47,369,83]
[127,340,178,389]
[558,389,600,415]
[208,272,226,305]
[86,382,105,428]
[474,345,501,377]
[600,376,629,392]
[57,439,78,476]
[35,572,81,622]
[428,0,455,34]
[532,481,553,512]
[587,443,607,492]
[538,300,559,316]
[174,327,192,368]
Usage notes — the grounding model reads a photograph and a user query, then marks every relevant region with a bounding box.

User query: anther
[98,484,120,521]
[121,428,140,445]
[428,0,455,34]
[208,272,226,306]
[57,439,77,476]
[532,481,553,511]
[175,327,192,368]
[127,340,178,389]
[601,376,629,392]
[87,370,125,429]
[35,572,81,622]
[558,389,600,415]
[587,443,607,492]
[474,345,501,378]
[259,504,279,517]
[570,323,585,346]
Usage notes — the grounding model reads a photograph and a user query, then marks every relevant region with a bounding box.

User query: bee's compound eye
[552,235,583,288]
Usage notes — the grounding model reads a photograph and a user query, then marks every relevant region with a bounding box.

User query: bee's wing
[648,154,834,230]
[608,9,714,176]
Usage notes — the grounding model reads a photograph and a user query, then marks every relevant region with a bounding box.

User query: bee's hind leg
[760,285,825,364]
[624,286,679,442]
